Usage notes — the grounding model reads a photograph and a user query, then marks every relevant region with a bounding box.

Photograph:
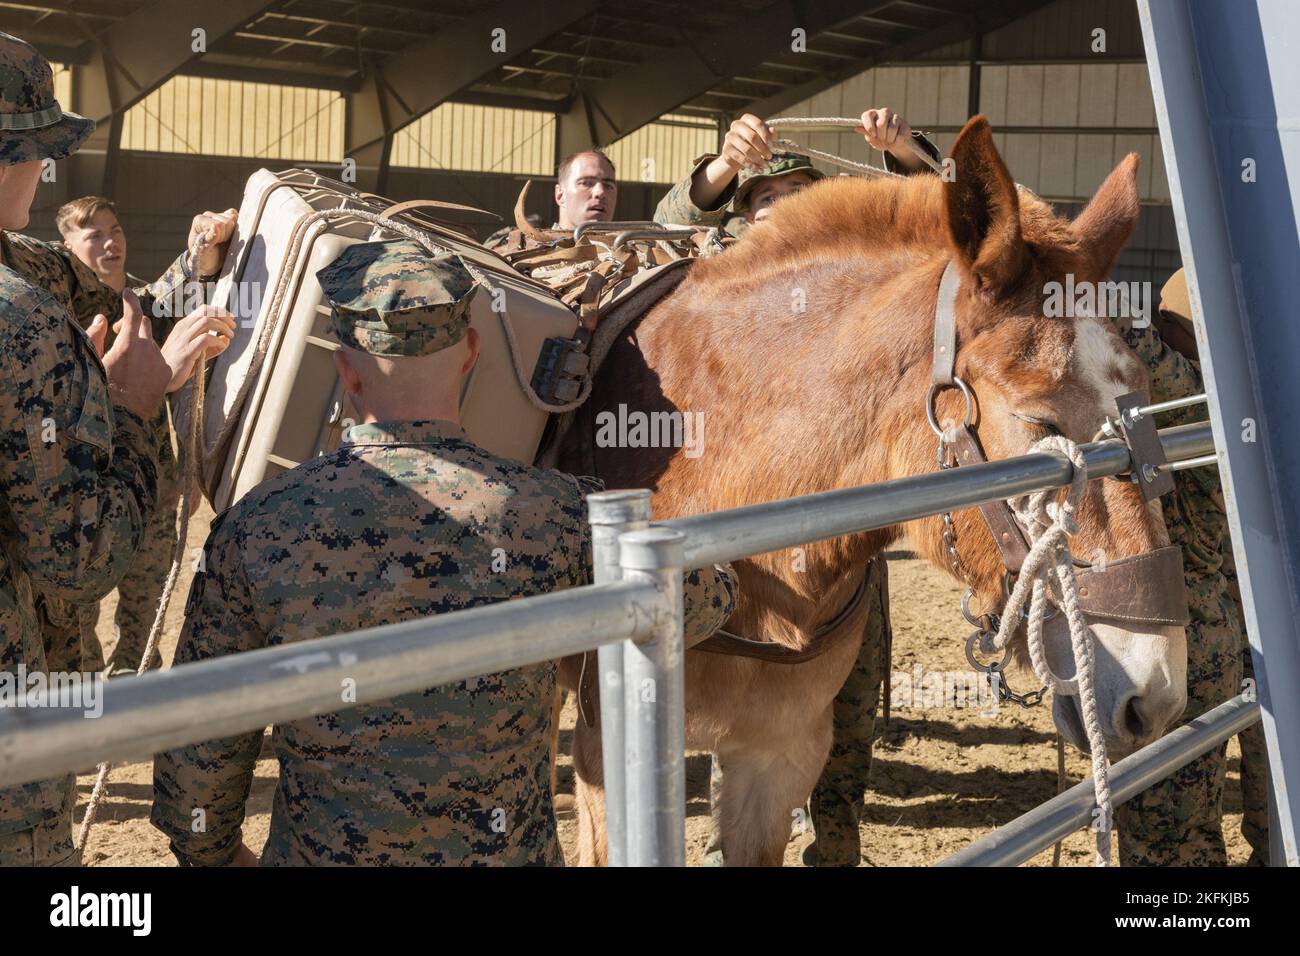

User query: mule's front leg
[561,654,610,866]
[716,707,835,866]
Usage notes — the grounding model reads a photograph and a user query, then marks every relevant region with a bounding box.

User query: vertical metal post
[586,489,651,867]
[617,527,687,867]
[1139,0,1300,865]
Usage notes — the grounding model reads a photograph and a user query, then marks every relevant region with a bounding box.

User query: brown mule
[559,116,1187,866]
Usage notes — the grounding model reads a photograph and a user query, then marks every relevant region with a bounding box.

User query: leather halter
[928,261,1191,627]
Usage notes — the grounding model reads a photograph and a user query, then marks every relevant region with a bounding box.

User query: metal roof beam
[65,0,277,197]
[69,1,278,125]
[739,0,1052,119]
[556,0,900,155]
[345,0,602,192]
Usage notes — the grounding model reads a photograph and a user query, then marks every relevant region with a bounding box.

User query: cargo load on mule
[185,168,711,511]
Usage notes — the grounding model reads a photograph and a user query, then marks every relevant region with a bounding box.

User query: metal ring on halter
[960,589,998,629]
[926,375,974,437]
[965,631,1013,672]
[1002,569,1061,622]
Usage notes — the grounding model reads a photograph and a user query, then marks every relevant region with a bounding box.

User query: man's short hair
[556,149,615,184]
[56,195,119,237]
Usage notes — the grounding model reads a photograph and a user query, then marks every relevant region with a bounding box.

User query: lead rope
[77,235,213,854]
[987,435,1113,866]
[765,116,943,176]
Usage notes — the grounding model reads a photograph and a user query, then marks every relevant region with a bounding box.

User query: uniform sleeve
[56,241,125,328]
[0,291,159,601]
[654,154,738,228]
[884,130,942,176]
[682,563,738,649]
[134,254,197,345]
[151,509,268,866]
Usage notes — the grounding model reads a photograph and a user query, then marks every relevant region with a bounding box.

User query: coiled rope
[987,435,1113,866]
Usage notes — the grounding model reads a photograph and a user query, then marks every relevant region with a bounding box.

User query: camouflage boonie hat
[317,239,478,357]
[0,33,95,166]
[733,152,824,211]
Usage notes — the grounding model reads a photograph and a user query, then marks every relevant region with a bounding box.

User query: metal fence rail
[939,694,1261,866]
[0,421,1217,866]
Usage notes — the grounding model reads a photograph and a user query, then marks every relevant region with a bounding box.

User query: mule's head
[923,117,1187,755]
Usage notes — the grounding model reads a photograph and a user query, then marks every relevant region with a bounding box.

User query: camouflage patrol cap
[317,239,478,357]
[0,33,94,166]
[733,152,824,211]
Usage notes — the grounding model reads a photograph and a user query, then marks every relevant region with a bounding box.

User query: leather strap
[946,425,1033,571]
[1073,545,1190,626]
[693,562,874,664]
[931,260,962,386]
[930,260,1032,573]
[382,198,499,221]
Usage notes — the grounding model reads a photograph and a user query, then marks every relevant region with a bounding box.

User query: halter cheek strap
[930,260,1032,572]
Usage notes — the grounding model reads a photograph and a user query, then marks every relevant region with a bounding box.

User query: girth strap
[692,560,874,664]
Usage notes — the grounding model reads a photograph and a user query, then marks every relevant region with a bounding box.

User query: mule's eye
[1014,413,1063,436]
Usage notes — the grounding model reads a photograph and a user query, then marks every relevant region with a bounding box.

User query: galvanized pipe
[588,489,652,867]
[0,578,663,789]
[666,423,1215,568]
[618,527,688,867]
[937,694,1260,867]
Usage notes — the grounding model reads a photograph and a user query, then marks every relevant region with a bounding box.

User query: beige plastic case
[195,168,579,512]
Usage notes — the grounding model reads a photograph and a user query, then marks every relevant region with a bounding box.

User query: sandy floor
[77,506,1253,867]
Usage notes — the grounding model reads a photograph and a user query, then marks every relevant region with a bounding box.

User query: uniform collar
[344,419,469,447]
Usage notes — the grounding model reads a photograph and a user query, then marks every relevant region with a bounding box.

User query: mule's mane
[692,171,1080,281]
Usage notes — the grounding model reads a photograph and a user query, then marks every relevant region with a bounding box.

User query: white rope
[988,435,1114,866]
[766,115,940,176]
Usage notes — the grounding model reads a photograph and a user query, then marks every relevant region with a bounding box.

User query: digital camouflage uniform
[655,136,937,866]
[56,268,184,680]
[151,240,738,865]
[5,244,190,681]
[1112,269,1268,865]
[0,32,161,865]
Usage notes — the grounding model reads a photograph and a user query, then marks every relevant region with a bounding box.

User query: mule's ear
[944,116,1027,296]
[1069,153,1141,281]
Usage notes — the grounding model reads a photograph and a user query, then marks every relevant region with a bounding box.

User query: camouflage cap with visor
[317,239,478,357]
[733,151,824,211]
[0,32,95,166]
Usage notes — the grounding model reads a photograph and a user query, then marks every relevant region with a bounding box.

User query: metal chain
[938,431,1047,710]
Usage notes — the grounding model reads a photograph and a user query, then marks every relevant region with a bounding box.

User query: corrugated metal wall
[602,114,720,184]
[120,76,345,161]
[391,103,556,176]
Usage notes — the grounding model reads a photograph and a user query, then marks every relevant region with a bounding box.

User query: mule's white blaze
[1073,317,1140,417]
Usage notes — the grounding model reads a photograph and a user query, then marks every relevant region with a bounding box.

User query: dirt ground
[78,506,1253,867]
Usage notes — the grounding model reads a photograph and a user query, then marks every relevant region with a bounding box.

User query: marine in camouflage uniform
[5,241,193,681]
[151,240,737,866]
[1112,268,1269,865]
[58,263,185,679]
[0,32,163,865]
[655,129,938,866]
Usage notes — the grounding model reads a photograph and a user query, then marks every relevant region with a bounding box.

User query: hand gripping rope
[764,116,944,177]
